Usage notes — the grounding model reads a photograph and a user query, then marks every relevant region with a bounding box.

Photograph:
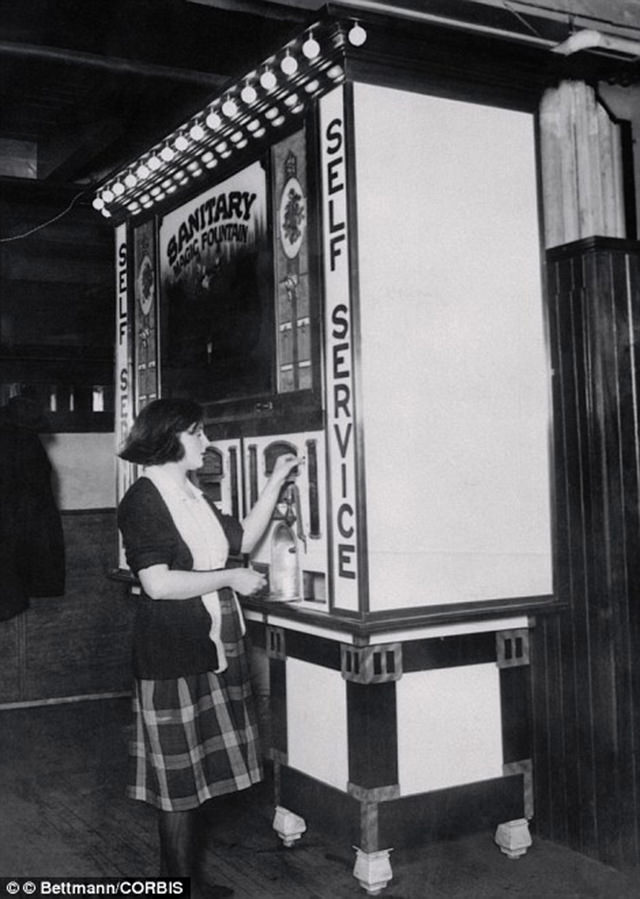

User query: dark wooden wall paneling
[534,237,640,867]
[0,509,134,704]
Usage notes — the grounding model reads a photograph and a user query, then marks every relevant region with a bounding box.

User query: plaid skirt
[127,596,263,811]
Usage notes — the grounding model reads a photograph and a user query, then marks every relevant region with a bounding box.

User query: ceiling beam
[185,0,315,19]
[37,117,126,183]
[0,39,228,87]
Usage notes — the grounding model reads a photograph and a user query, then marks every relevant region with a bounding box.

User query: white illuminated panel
[286,657,349,790]
[354,83,552,610]
[396,664,504,794]
[45,434,116,510]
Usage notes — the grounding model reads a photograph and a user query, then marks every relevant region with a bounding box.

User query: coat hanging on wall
[0,396,65,621]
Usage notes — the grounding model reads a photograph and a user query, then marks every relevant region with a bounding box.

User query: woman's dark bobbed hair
[118,398,204,466]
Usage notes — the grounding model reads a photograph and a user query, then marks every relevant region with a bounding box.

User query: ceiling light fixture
[222,95,238,117]
[206,109,222,130]
[241,81,258,104]
[348,21,367,46]
[302,32,320,59]
[281,51,298,76]
[260,67,277,91]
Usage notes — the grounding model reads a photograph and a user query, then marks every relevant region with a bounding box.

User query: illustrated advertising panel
[158,161,271,403]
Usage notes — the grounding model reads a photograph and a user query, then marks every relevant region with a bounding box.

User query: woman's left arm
[241,453,301,553]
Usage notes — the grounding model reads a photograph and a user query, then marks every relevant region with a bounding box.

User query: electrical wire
[0,189,88,243]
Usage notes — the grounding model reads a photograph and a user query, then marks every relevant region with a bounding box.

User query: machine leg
[352,846,393,895]
[272,805,307,847]
[494,818,532,859]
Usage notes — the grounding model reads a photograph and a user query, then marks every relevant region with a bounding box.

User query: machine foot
[494,818,532,859]
[353,846,393,894]
[272,805,307,847]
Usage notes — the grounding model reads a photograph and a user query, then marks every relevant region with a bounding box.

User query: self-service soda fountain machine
[103,5,557,892]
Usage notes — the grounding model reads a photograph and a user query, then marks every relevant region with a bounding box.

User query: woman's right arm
[119,481,265,600]
[139,564,266,600]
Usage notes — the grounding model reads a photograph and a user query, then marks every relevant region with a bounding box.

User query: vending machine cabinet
[104,6,559,891]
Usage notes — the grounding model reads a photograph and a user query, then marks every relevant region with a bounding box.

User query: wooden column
[539,81,625,249]
[533,237,640,866]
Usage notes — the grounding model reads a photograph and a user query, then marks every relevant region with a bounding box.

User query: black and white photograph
[2,1,640,897]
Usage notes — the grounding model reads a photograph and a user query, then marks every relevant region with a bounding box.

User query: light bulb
[222,96,238,117]
[190,123,205,141]
[260,68,277,91]
[302,34,320,59]
[348,22,367,46]
[148,156,161,171]
[125,173,137,188]
[102,189,114,203]
[206,110,222,130]
[136,164,150,180]
[92,197,104,211]
[241,82,257,104]
[280,52,298,76]
[112,182,125,196]
[101,208,112,218]
[160,146,175,162]
[175,135,189,152]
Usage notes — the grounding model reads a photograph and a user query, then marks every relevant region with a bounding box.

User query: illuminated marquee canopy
[93,18,368,221]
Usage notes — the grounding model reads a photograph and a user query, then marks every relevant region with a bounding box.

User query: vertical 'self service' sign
[320,87,359,613]
[115,222,135,567]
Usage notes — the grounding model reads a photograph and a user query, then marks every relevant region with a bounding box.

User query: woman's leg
[157,808,199,877]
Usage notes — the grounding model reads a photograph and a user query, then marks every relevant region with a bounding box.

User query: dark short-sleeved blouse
[117,477,244,679]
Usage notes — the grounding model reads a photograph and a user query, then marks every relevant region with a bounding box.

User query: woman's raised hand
[271,453,303,485]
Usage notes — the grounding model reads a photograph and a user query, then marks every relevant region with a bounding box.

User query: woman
[117,398,299,895]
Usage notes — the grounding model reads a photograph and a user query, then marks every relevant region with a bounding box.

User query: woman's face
[178,421,209,471]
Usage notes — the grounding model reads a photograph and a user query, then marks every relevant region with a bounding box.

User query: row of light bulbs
[93,20,367,217]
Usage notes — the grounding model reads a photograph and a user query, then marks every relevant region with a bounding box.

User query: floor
[1,698,640,898]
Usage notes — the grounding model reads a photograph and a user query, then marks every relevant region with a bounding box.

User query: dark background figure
[0,394,66,620]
